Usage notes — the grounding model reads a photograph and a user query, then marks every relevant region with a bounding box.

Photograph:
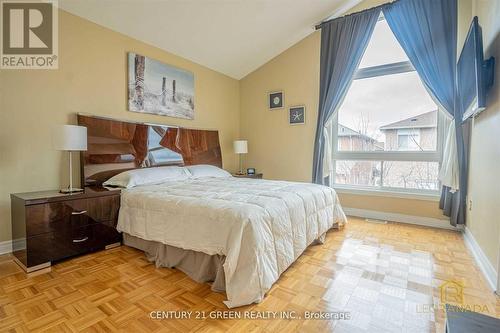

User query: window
[330,16,446,194]
[147,127,184,166]
[397,129,420,151]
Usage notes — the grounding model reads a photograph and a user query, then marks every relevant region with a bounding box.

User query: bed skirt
[123,233,226,292]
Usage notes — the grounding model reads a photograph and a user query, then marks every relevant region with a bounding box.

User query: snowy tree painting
[128,53,194,119]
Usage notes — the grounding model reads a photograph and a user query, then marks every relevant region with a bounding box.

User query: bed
[78,114,346,308]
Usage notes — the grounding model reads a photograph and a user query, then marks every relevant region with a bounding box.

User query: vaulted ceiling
[59,0,362,79]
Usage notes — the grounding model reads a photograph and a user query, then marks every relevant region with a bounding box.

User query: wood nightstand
[232,173,263,179]
[10,186,122,272]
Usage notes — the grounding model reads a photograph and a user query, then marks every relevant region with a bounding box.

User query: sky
[338,18,437,142]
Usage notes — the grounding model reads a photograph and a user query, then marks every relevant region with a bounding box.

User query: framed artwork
[268,91,284,109]
[289,105,305,125]
[128,52,194,119]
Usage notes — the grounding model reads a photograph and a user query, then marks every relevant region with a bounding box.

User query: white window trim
[333,184,441,201]
[330,63,447,195]
[354,61,415,80]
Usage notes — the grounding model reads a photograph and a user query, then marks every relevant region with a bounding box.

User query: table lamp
[233,140,248,175]
[53,125,87,193]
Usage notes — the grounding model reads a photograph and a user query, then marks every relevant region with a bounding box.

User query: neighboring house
[336,125,382,186]
[338,124,384,151]
[380,110,437,151]
[379,110,439,190]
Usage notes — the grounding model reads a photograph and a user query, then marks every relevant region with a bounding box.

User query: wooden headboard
[77,114,222,186]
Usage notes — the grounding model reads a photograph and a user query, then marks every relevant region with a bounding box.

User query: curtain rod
[315,1,395,30]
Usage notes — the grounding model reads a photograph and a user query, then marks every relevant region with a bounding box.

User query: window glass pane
[335,160,381,187]
[382,161,440,190]
[398,135,410,150]
[147,127,184,165]
[397,130,421,150]
[359,18,409,68]
[337,71,438,152]
[149,149,183,165]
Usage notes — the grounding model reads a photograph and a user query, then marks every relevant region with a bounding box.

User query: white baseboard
[463,227,498,292]
[0,240,12,255]
[343,207,458,230]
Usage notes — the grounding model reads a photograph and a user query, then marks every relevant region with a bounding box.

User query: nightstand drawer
[64,223,121,258]
[61,223,121,259]
[22,223,121,267]
[25,196,120,236]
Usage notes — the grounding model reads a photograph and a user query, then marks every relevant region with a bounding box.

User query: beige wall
[465,0,500,271]
[0,10,240,243]
[239,0,449,222]
[339,194,445,218]
[240,31,321,183]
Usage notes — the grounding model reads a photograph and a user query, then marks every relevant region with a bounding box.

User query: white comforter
[116,177,346,308]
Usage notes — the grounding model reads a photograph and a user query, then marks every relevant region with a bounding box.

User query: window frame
[330,18,446,195]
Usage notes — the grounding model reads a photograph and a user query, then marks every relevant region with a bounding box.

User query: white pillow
[185,164,231,179]
[103,166,190,188]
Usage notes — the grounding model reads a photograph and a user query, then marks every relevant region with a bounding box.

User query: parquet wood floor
[0,217,498,332]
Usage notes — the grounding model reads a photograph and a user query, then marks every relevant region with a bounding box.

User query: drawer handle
[72,237,89,243]
[71,210,87,215]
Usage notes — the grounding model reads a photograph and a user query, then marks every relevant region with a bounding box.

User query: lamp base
[60,188,84,194]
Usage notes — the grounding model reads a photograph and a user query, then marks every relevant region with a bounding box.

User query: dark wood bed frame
[77,114,223,187]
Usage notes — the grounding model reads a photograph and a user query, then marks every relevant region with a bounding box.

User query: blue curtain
[312,8,381,184]
[383,0,457,116]
[383,0,464,226]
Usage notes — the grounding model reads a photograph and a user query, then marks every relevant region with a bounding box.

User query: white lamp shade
[233,140,248,154]
[53,125,88,151]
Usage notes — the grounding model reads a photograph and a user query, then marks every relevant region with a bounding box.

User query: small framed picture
[269,91,284,109]
[289,105,305,125]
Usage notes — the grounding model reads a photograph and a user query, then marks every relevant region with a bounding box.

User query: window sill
[333,185,441,202]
